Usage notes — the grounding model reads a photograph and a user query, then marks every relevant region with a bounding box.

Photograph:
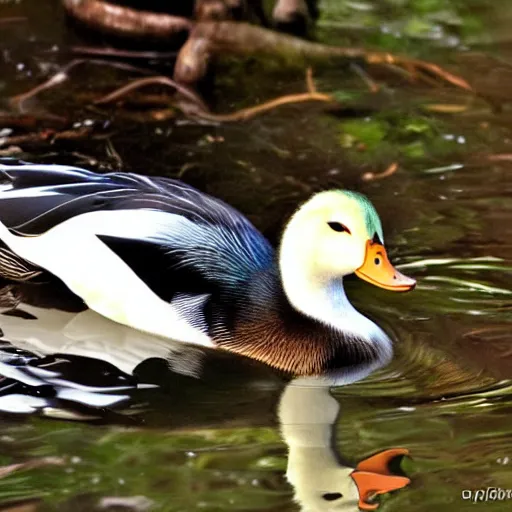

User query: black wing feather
[0,164,260,235]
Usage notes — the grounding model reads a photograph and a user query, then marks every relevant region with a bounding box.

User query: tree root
[61,0,191,39]
[175,21,473,90]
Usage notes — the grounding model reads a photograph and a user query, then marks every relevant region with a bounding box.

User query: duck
[0,162,415,375]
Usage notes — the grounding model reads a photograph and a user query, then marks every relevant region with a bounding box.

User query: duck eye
[327,222,351,234]
[322,493,343,501]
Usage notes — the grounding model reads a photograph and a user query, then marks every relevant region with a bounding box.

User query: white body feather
[0,210,213,346]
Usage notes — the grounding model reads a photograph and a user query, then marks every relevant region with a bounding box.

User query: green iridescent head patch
[340,190,384,243]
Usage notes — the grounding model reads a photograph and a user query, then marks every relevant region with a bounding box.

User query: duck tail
[0,221,45,282]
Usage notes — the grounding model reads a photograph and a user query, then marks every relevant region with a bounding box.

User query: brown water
[0,0,511,511]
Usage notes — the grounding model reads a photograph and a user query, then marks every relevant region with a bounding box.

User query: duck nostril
[393,275,397,279]
[374,257,380,265]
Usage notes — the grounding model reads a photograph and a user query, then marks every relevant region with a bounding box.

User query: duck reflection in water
[0,282,410,511]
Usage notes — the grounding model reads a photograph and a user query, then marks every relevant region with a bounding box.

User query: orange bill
[355,240,416,292]
[351,471,411,510]
[351,448,411,510]
[356,448,410,474]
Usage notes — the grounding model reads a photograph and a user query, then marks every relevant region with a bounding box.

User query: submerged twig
[0,457,65,479]
[0,146,23,157]
[424,103,470,113]
[10,60,81,111]
[105,138,123,167]
[306,67,317,93]
[10,59,155,111]
[463,325,510,338]
[362,162,399,182]
[0,127,93,147]
[350,63,380,93]
[197,91,334,122]
[99,496,154,511]
[209,66,333,121]
[0,17,28,24]
[70,46,178,60]
[486,153,512,162]
[0,113,67,129]
[94,76,208,112]
[195,67,334,122]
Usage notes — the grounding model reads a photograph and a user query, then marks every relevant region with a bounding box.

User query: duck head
[280,190,415,292]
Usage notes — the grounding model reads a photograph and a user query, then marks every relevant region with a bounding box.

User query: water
[0,0,511,510]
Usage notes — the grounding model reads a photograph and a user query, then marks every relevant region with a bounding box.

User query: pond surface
[0,0,511,511]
